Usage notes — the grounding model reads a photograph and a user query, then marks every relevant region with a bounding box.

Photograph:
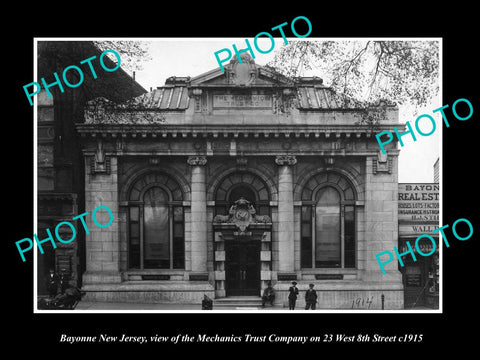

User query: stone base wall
[273,281,404,310]
[82,281,215,304]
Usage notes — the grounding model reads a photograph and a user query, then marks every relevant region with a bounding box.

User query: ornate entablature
[213,197,272,232]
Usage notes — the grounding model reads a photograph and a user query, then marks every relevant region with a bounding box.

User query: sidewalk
[76,301,204,311]
[74,301,438,311]
[75,301,285,311]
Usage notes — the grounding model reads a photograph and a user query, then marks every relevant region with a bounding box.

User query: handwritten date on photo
[322,334,423,343]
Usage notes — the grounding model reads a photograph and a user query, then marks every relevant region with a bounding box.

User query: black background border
[6,5,478,352]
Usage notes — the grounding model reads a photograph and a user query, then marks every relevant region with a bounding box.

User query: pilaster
[188,156,208,274]
[363,152,402,283]
[83,155,122,284]
[275,155,296,273]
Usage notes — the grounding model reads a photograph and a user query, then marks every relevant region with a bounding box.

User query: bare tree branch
[267,40,439,109]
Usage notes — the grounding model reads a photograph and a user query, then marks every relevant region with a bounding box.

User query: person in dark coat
[288,281,299,310]
[305,283,318,310]
[46,268,59,298]
[202,294,213,310]
[262,281,275,307]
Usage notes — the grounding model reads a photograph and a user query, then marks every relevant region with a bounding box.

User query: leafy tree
[268,40,439,111]
[85,96,166,125]
[93,40,152,73]
[87,41,163,124]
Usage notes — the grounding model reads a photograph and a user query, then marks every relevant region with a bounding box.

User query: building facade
[36,41,146,296]
[398,183,439,309]
[77,55,405,309]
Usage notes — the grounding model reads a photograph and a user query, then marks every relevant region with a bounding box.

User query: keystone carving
[275,155,297,166]
[187,156,207,166]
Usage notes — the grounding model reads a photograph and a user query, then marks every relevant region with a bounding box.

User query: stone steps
[213,296,266,310]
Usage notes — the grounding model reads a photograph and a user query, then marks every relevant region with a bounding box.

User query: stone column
[188,156,208,273]
[275,155,297,273]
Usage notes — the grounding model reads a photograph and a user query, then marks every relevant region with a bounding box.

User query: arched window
[315,186,341,267]
[127,172,184,269]
[301,172,356,269]
[214,172,270,217]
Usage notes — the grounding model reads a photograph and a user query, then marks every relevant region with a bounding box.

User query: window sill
[123,269,187,281]
[125,269,186,275]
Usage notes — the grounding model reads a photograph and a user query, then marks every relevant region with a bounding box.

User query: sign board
[398,224,440,237]
[399,236,438,253]
[405,274,422,287]
[405,266,422,287]
[398,183,439,224]
[189,274,209,281]
[213,94,272,108]
[277,273,297,281]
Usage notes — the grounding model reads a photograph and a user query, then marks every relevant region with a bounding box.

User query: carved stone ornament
[236,157,248,170]
[373,150,392,174]
[115,137,125,152]
[149,157,160,165]
[187,156,207,166]
[213,197,271,231]
[324,157,335,165]
[227,53,257,86]
[273,88,296,114]
[90,138,110,175]
[191,88,202,112]
[275,155,297,166]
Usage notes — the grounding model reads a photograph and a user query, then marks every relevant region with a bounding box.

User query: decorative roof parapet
[82,60,398,125]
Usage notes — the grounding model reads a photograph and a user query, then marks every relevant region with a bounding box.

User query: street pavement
[74,301,435,311]
[75,301,284,311]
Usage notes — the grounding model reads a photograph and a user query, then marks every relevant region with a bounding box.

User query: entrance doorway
[225,240,260,296]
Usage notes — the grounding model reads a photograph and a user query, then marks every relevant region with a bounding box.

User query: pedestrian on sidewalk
[288,281,299,310]
[262,281,275,308]
[305,283,317,310]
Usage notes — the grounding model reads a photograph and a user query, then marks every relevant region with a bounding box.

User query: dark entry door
[225,241,260,296]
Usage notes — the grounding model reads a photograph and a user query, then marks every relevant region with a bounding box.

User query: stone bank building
[71,54,408,310]
[77,56,403,309]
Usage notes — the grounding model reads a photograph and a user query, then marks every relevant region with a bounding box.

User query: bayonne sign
[398,183,439,236]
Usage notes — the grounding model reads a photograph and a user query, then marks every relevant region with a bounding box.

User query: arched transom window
[214,172,271,217]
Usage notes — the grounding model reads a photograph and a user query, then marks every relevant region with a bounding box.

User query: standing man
[305,283,318,310]
[46,268,59,298]
[288,281,299,310]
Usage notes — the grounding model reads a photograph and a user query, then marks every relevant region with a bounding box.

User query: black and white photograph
[33,38,441,313]
[6,8,479,352]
